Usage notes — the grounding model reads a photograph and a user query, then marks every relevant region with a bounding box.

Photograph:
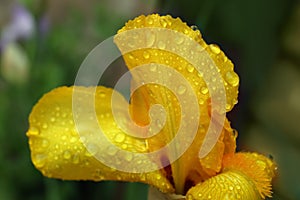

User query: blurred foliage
[0,0,299,199]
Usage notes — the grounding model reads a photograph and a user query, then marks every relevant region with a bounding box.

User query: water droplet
[187,64,194,73]
[33,153,47,168]
[125,153,133,162]
[128,40,134,48]
[121,143,128,149]
[225,71,239,86]
[107,146,118,156]
[209,44,221,54]
[27,127,39,136]
[183,28,189,34]
[143,51,150,59]
[223,56,228,62]
[128,54,134,60]
[174,35,184,45]
[70,137,77,143]
[63,150,71,159]
[80,136,86,143]
[42,123,48,129]
[159,18,168,27]
[41,139,49,148]
[146,32,156,47]
[86,143,98,156]
[226,103,232,110]
[200,86,208,95]
[72,153,80,164]
[199,98,204,105]
[177,85,187,95]
[191,25,198,31]
[156,174,162,180]
[146,17,154,25]
[157,41,166,49]
[84,160,90,166]
[114,133,125,143]
[149,64,157,72]
[155,119,163,129]
[99,92,106,98]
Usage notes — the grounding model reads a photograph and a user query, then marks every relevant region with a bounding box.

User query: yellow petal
[186,170,261,200]
[187,153,276,199]
[199,118,236,177]
[114,14,239,193]
[222,152,277,198]
[115,14,239,112]
[26,86,174,193]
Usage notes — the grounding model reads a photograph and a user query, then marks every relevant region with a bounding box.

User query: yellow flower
[26,14,276,199]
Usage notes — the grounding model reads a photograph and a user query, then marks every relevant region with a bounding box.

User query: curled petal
[222,152,277,198]
[114,14,239,193]
[186,152,276,199]
[115,14,239,112]
[26,86,174,193]
[186,170,261,200]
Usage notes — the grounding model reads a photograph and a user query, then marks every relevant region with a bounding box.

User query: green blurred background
[0,0,299,199]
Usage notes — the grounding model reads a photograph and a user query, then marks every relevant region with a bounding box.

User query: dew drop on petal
[125,153,133,162]
[63,150,71,159]
[70,136,77,143]
[149,64,157,72]
[34,153,47,168]
[72,153,80,164]
[157,41,166,49]
[128,54,134,60]
[143,50,150,59]
[175,35,184,45]
[225,71,239,87]
[146,32,156,47]
[114,133,125,143]
[42,123,48,129]
[209,44,221,54]
[200,86,208,95]
[41,139,49,148]
[156,119,162,128]
[159,18,168,27]
[187,64,194,73]
[121,143,128,149]
[146,16,154,25]
[99,91,106,98]
[27,126,39,136]
[86,143,98,156]
[106,146,118,156]
[225,103,232,110]
[177,85,187,95]
[191,25,198,31]
[156,174,162,180]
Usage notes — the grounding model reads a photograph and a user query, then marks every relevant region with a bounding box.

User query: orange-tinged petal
[186,170,261,200]
[26,86,174,193]
[199,118,236,177]
[187,153,276,199]
[114,14,239,193]
[115,14,239,112]
[222,152,277,199]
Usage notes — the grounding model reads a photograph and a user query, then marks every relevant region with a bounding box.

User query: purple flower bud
[0,3,35,50]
